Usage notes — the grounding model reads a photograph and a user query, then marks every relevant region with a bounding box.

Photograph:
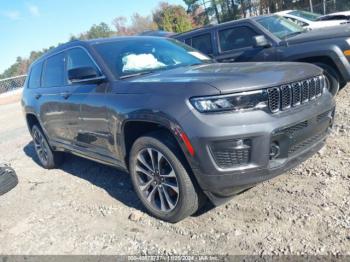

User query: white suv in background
[275,10,348,30]
[318,11,350,22]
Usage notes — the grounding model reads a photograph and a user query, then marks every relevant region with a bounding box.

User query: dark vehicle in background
[139,30,175,37]
[172,15,350,94]
[22,37,335,222]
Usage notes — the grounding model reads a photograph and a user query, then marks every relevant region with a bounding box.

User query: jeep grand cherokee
[22,37,335,222]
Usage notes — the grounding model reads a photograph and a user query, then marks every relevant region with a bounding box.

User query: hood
[131,62,322,94]
[286,24,350,45]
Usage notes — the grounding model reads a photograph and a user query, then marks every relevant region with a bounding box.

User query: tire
[314,63,340,96]
[0,166,18,196]
[129,131,201,223]
[31,125,64,169]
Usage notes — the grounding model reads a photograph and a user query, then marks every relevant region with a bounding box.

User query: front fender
[280,43,350,81]
[119,110,198,170]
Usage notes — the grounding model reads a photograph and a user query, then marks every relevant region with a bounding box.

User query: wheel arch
[295,56,346,88]
[121,118,195,174]
[25,113,41,133]
[25,113,52,144]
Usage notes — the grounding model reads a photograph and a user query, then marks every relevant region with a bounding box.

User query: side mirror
[68,67,105,84]
[253,35,271,48]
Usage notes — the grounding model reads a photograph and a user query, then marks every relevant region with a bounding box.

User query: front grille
[283,121,308,136]
[301,80,310,103]
[309,79,316,100]
[267,76,324,113]
[291,82,302,106]
[267,88,280,113]
[210,139,251,168]
[280,85,292,110]
[315,77,322,96]
[317,110,331,122]
[288,131,327,155]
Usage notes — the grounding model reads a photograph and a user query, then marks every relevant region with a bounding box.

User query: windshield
[289,10,321,21]
[257,15,305,39]
[93,38,211,79]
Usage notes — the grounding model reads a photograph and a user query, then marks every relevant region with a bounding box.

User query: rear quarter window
[28,62,43,89]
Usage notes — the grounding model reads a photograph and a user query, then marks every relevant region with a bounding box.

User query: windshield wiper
[119,71,155,79]
[189,62,205,66]
[284,31,304,39]
[119,62,211,79]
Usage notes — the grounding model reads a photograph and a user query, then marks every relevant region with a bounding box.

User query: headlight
[346,38,350,46]
[190,90,268,113]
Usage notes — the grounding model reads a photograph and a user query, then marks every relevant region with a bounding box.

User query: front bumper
[180,91,335,205]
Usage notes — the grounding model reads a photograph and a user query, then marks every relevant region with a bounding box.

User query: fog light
[270,142,280,159]
[233,139,245,149]
[210,139,251,168]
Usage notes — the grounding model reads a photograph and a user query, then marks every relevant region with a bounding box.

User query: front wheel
[129,131,201,223]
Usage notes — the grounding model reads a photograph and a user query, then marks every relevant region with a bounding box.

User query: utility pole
[309,0,313,12]
[323,0,327,14]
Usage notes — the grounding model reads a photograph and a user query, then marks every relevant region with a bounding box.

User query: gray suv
[22,37,335,222]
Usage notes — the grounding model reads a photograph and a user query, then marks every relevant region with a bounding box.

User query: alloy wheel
[135,148,179,212]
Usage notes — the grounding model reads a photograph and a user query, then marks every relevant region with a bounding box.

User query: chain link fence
[305,0,350,14]
[0,75,27,95]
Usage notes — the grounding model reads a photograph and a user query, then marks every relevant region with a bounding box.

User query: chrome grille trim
[280,84,292,110]
[315,76,323,97]
[267,87,280,113]
[267,75,325,113]
[301,80,309,103]
[309,78,316,100]
[291,82,302,106]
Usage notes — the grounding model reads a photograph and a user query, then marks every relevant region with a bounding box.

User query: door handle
[60,92,71,99]
[34,93,42,99]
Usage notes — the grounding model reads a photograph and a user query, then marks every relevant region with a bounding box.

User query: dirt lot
[0,88,349,255]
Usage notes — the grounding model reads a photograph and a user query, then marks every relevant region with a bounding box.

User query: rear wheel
[129,131,201,222]
[32,125,64,169]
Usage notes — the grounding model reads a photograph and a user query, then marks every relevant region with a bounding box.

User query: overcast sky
[0,0,185,74]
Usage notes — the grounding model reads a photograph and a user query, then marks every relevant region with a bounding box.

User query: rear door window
[219,26,258,52]
[191,33,213,55]
[28,61,43,89]
[42,53,65,88]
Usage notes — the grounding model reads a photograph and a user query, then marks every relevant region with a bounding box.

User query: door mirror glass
[68,67,105,84]
[253,35,271,48]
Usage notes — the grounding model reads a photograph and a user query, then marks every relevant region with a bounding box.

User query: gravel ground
[0,88,349,255]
